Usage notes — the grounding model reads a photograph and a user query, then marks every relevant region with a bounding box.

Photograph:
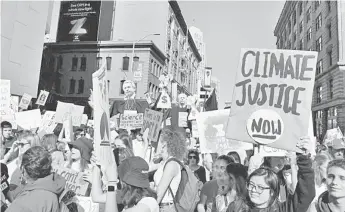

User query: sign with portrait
[226,49,318,151]
[18,93,32,110]
[36,90,49,106]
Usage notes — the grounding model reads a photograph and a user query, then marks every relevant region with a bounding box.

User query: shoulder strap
[163,158,182,212]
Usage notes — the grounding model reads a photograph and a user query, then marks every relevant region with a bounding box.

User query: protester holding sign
[227,137,315,212]
[41,134,66,166]
[6,146,66,212]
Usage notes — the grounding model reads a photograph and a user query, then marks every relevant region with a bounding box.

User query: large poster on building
[57,1,101,42]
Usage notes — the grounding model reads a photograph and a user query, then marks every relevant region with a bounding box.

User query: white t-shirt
[137,197,159,212]
[132,139,146,159]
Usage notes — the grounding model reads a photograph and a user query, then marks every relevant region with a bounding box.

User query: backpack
[163,158,203,212]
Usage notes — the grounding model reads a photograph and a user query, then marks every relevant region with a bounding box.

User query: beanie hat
[118,156,150,188]
[68,137,93,162]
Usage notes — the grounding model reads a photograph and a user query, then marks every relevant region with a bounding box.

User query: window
[106,56,112,71]
[80,56,86,71]
[120,80,125,95]
[327,24,332,40]
[287,40,291,49]
[327,107,337,129]
[69,78,76,94]
[133,56,139,71]
[316,85,322,103]
[316,14,322,31]
[307,28,312,41]
[328,50,333,66]
[316,36,322,52]
[96,57,102,70]
[57,56,63,70]
[299,22,303,33]
[72,56,78,71]
[315,0,321,9]
[293,31,297,43]
[122,56,129,71]
[315,110,323,138]
[307,7,311,22]
[299,2,303,15]
[299,39,304,50]
[287,21,291,34]
[78,78,84,94]
[292,11,296,26]
[329,79,333,99]
[327,1,331,12]
[316,60,323,75]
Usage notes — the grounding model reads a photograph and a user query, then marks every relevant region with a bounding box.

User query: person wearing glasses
[187,150,206,184]
[74,128,86,140]
[197,155,234,212]
[227,137,315,212]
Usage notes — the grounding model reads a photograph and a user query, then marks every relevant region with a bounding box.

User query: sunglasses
[188,155,197,159]
[17,142,30,148]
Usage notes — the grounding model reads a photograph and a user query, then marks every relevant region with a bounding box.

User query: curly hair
[41,134,58,152]
[160,126,187,160]
[121,182,157,208]
[21,146,52,180]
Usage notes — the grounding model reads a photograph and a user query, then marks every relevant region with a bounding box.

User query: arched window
[69,78,76,94]
[78,78,84,94]
[122,56,129,71]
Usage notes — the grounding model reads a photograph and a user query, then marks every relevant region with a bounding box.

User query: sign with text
[141,109,163,142]
[260,146,288,157]
[18,93,32,110]
[15,109,41,130]
[10,96,19,113]
[57,1,101,42]
[52,166,89,196]
[323,127,344,146]
[36,90,49,105]
[226,49,318,152]
[55,101,84,126]
[92,64,115,166]
[197,110,253,154]
[0,80,16,128]
[119,113,144,130]
[178,112,188,127]
[39,111,58,134]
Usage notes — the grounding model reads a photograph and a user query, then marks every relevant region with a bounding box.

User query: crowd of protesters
[1,115,345,212]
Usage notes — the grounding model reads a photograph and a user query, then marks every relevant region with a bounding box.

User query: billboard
[57,1,101,42]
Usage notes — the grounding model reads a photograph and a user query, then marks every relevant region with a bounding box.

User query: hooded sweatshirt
[6,173,66,212]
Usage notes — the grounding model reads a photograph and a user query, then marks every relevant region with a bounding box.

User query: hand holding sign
[296,136,312,155]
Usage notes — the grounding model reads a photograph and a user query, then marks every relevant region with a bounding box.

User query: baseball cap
[331,138,345,150]
[118,156,150,188]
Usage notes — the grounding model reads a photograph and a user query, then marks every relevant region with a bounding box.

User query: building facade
[274,0,345,140]
[189,26,207,84]
[44,0,201,108]
[1,1,50,97]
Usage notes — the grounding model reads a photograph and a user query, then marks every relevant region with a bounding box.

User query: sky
[179,1,285,108]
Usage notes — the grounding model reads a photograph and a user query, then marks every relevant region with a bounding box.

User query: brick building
[274,0,345,140]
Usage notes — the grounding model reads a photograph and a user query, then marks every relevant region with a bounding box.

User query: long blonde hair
[313,152,332,186]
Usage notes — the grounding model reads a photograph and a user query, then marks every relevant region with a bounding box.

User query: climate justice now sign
[226,49,317,151]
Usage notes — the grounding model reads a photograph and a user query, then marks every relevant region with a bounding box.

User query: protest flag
[204,88,218,111]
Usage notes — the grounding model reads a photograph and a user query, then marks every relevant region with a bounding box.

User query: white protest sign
[0,80,16,128]
[55,101,84,126]
[36,90,49,105]
[226,49,318,152]
[119,113,143,130]
[260,146,288,157]
[15,109,41,129]
[141,109,163,142]
[52,166,89,196]
[197,109,253,154]
[92,64,115,166]
[178,112,188,127]
[157,91,171,109]
[10,96,19,113]
[188,108,199,120]
[191,120,199,138]
[81,114,88,125]
[38,111,57,134]
[323,127,344,146]
[18,93,32,109]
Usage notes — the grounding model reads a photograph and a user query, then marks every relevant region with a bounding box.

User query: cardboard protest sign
[36,90,49,105]
[197,109,253,154]
[119,113,143,130]
[18,93,32,109]
[52,166,89,196]
[157,91,171,109]
[59,116,74,142]
[141,109,163,142]
[0,80,17,128]
[10,96,19,113]
[323,127,344,146]
[226,49,318,152]
[55,101,84,126]
[191,120,199,138]
[178,112,188,127]
[38,111,57,134]
[92,64,115,166]
[15,109,41,129]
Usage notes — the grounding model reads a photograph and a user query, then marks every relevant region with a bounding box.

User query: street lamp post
[130,33,160,72]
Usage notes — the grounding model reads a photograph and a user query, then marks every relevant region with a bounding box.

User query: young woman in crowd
[307,152,332,212]
[66,137,93,172]
[316,159,345,212]
[227,137,316,212]
[187,149,206,184]
[114,133,134,166]
[211,163,248,212]
[103,156,159,212]
[153,126,187,212]
[6,146,66,212]
[197,155,234,212]
[227,152,241,164]
[40,134,65,166]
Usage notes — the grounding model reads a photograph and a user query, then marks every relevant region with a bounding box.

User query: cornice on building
[274,1,298,36]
